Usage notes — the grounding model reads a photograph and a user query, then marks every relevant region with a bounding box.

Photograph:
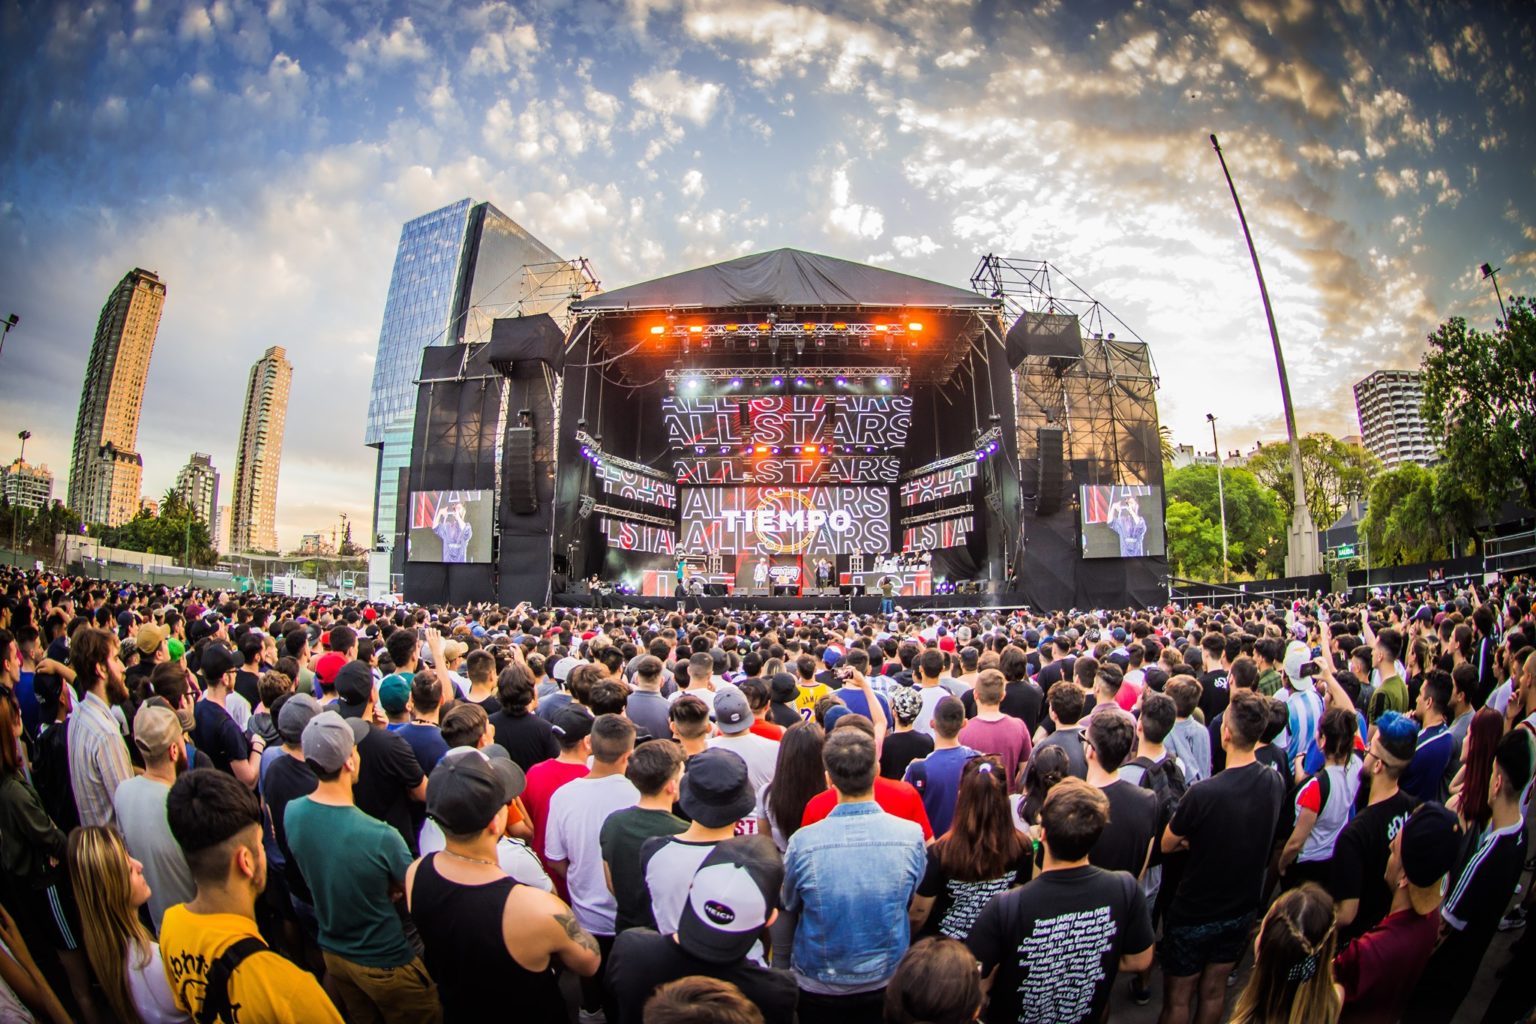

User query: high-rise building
[175,453,220,539]
[364,199,591,551]
[68,268,167,525]
[1,459,53,511]
[216,504,231,553]
[1354,369,1437,469]
[230,347,292,553]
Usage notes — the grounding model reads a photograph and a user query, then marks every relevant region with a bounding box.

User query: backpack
[1128,753,1188,862]
[195,936,268,1024]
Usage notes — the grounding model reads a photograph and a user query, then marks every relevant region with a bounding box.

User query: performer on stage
[1107,495,1149,557]
[753,558,770,594]
[814,557,833,589]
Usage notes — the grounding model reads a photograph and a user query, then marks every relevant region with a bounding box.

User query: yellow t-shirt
[159,904,344,1023]
[794,683,831,720]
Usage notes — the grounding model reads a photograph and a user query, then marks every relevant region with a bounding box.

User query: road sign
[1335,544,1356,558]
[342,578,355,589]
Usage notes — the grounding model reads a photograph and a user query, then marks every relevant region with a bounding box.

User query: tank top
[410,853,566,1023]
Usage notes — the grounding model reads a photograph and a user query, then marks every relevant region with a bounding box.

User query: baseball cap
[676,837,783,964]
[550,706,595,744]
[1399,802,1461,892]
[200,643,243,681]
[713,687,752,735]
[333,661,375,718]
[442,639,469,661]
[552,656,580,682]
[132,703,182,759]
[890,686,924,724]
[135,624,168,656]
[1282,641,1311,684]
[678,748,755,827]
[301,711,370,773]
[821,648,842,668]
[277,693,323,744]
[378,675,411,715]
[938,635,956,652]
[167,638,185,662]
[427,746,527,834]
[314,651,348,688]
[768,672,798,705]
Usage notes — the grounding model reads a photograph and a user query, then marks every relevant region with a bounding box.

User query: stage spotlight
[877,377,890,389]
[875,324,889,333]
[730,378,742,388]
[748,337,759,350]
[695,445,706,455]
[835,377,847,387]
[819,445,828,454]
[771,447,781,455]
[649,325,665,335]
[688,325,703,334]
[771,376,783,387]
[865,446,875,454]
[755,445,767,454]
[685,379,700,391]
[833,322,847,331]
[908,322,924,332]
[720,445,730,454]
[725,324,740,332]
[795,377,807,387]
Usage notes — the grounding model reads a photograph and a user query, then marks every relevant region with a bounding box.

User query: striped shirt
[67,690,133,829]
[1443,817,1526,934]
[1284,690,1323,765]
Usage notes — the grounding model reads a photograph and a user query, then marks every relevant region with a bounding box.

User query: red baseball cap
[315,651,348,686]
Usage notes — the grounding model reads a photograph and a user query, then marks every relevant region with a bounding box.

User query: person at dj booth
[814,558,834,590]
[588,575,606,611]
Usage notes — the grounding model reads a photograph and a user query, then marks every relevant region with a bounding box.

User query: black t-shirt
[352,725,426,855]
[1329,791,1416,941]
[606,929,798,1024]
[470,693,502,717]
[1196,670,1229,725]
[767,702,799,729]
[192,699,249,775]
[1035,658,1072,692]
[1168,761,1284,923]
[1089,781,1158,878]
[599,807,688,932]
[1427,819,1528,993]
[880,730,935,780]
[967,865,1153,1024]
[488,710,560,773]
[263,754,319,902]
[234,669,262,712]
[917,843,1032,940]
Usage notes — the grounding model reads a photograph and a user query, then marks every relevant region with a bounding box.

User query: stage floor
[557,593,1031,614]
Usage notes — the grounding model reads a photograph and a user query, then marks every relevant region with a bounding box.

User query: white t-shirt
[544,774,639,935]
[126,941,189,1023]
[416,821,553,892]
[706,733,779,792]
[910,685,950,737]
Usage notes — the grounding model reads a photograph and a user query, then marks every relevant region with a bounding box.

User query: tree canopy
[1245,433,1380,532]
[91,488,218,567]
[1420,294,1536,510]
[1359,462,1482,566]
[1164,463,1286,577]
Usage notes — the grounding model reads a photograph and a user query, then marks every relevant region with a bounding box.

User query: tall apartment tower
[363,199,588,553]
[1353,369,1437,469]
[175,452,220,538]
[230,347,292,553]
[2,460,54,511]
[68,268,166,525]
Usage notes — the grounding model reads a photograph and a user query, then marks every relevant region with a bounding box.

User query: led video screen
[407,490,495,563]
[679,486,890,555]
[1080,484,1165,559]
[662,396,911,450]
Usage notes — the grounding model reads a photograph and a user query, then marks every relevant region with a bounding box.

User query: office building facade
[230,347,292,553]
[364,199,587,554]
[2,459,54,511]
[68,268,167,525]
[1354,369,1437,469]
[175,452,220,539]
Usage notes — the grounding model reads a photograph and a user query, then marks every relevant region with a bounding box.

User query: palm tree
[1159,424,1176,463]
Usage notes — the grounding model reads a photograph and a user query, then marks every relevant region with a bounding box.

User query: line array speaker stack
[1035,425,1064,515]
[504,426,537,514]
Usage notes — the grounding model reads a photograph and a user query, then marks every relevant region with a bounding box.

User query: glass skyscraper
[365,199,586,551]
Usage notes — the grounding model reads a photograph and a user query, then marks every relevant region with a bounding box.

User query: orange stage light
[688,325,703,333]
[908,322,924,332]
[802,323,816,332]
[875,324,889,333]
[833,322,847,330]
[757,323,772,332]
[649,325,665,335]
[725,324,739,332]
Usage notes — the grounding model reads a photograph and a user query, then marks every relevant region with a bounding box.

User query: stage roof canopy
[572,248,1002,313]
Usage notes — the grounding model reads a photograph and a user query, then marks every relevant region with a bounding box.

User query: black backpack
[195,937,268,1024]
[1128,753,1188,862]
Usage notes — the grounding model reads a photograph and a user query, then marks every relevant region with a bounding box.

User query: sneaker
[1499,907,1528,932]
[579,1011,607,1024]
[1129,978,1152,1006]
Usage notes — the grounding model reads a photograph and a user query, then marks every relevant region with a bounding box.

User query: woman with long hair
[757,721,827,853]
[0,693,101,1023]
[67,826,187,1024]
[1279,708,1362,889]
[909,757,1031,940]
[1014,743,1070,831]
[1230,883,1341,1024]
[1449,706,1505,838]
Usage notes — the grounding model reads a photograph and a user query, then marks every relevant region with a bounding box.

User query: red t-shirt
[801,777,934,839]
[1334,907,1440,1024]
[749,719,785,741]
[522,758,590,862]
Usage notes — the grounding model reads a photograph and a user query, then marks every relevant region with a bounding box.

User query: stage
[555,592,1031,615]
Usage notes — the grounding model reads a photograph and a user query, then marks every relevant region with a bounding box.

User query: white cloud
[630,69,722,127]
[828,166,884,240]
[891,234,938,258]
[178,4,214,42]
[466,2,540,76]
[681,169,705,197]
[346,17,430,72]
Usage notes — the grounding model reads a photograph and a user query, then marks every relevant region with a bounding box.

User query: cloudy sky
[2,0,1532,551]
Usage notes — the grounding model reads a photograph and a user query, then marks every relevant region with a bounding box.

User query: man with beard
[1328,710,1420,942]
[65,625,134,828]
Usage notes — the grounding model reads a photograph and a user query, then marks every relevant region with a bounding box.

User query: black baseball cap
[426,746,527,834]
[676,837,783,963]
[550,706,594,744]
[333,661,374,718]
[678,748,754,828]
[199,643,242,681]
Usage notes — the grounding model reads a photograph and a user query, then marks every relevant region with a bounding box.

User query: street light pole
[0,314,17,364]
[1481,263,1509,321]
[1210,134,1320,577]
[1207,414,1229,583]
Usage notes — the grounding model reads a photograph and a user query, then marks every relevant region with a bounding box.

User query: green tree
[1421,294,1536,509]
[1165,499,1224,580]
[1245,433,1380,533]
[93,489,217,567]
[1164,463,1286,577]
[1361,463,1484,566]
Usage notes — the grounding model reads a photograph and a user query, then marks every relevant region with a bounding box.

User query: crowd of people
[0,564,1533,1023]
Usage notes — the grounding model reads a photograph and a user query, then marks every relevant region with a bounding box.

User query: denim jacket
[781,799,927,988]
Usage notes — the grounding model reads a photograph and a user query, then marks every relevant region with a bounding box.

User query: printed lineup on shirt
[1013,906,1119,1023]
[940,875,1016,940]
